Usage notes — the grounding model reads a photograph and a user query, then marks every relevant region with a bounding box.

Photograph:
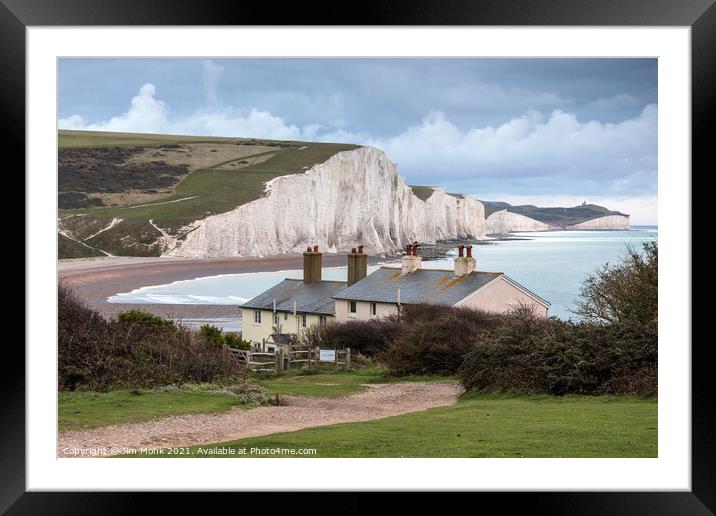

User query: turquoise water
[108,227,657,322]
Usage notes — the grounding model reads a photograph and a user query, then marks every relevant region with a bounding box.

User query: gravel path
[58,382,463,457]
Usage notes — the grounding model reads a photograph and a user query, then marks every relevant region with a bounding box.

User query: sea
[108,226,658,329]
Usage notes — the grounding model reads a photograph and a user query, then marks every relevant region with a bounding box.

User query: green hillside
[409,185,438,202]
[58,130,359,258]
[481,201,628,227]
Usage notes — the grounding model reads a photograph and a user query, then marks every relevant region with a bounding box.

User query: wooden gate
[226,347,277,372]
[288,345,351,370]
[226,345,350,373]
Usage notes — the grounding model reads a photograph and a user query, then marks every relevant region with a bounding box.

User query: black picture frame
[6,0,708,512]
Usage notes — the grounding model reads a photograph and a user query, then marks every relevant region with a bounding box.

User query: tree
[571,241,657,326]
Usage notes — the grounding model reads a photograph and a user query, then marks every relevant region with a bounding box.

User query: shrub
[58,285,243,391]
[383,305,504,376]
[118,309,174,328]
[224,332,251,350]
[458,317,657,396]
[300,318,402,356]
[199,324,225,347]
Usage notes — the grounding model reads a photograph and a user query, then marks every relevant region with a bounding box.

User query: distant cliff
[170,147,486,257]
[481,201,630,233]
[486,210,550,235]
[567,215,630,230]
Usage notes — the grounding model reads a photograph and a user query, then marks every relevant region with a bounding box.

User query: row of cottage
[240,244,550,351]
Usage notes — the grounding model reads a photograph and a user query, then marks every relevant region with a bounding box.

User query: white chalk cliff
[486,210,550,234]
[567,215,630,230]
[169,146,487,257]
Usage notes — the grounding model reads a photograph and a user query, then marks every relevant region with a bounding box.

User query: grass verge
[146,394,657,458]
[255,367,458,398]
[59,388,250,430]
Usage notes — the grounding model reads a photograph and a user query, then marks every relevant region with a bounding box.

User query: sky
[58,58,658,224]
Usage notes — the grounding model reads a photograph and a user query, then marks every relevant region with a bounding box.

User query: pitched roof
[333,266,504,306]
[241,279,346,315]
[266,333,293,345]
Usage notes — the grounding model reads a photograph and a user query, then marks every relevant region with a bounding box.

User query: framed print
[7,0,711,511]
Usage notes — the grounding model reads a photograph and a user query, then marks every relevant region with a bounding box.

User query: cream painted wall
[457,276,548,317]
[334,299,398,323]
[241,308,332,346]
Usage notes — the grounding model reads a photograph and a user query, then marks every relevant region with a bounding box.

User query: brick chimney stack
[454,244,476,277]
[401,242,422,275]
[347,245,368,286]
[303,245,322,284]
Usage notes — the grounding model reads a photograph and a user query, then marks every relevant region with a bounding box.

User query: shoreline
[59,253,387,324]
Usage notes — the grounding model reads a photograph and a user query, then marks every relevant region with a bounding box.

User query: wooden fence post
[275,348,283,374]
[345,348,351,370]
[223,344,229,362]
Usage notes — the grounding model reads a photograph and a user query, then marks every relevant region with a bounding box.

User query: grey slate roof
[266,334,293,345]
[333,266,504,306]
[241,279,346,315]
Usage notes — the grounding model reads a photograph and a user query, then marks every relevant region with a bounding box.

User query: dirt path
[58,382,462,457]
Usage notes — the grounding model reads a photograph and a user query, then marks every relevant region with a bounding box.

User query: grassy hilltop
[58,130,359,258]
[481,200,628,227]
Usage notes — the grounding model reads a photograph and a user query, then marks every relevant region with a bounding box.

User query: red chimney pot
[306,246,312,252]
[458,245,464,257]
[313,245,319,253]
[358,245,363,254]
[466,245,473,258]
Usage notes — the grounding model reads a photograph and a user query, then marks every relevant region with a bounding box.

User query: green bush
[458,317,657,396]
[300,317,401,356]
[224,332,251,350]
[118,309,173,328]
[383,305,504,376]
[58,286,243,391]
[199,324,225,347]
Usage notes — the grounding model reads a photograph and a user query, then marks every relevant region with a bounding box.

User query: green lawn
[167,394,657,458]
[59,371,455,430]
[58,389,248,431]
[256,369,459,398]
[257,373,376,397]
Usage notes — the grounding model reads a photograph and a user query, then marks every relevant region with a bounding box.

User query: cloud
[363,105,657,198]
[59,83,168,133]
[59,83,303,140]
[587,93,643,111]
[58,83,657,203]
[202,60,224,106]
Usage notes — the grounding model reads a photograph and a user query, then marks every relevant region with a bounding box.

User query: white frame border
[27,26,690,491]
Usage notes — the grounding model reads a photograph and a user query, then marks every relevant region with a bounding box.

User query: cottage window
[319,315,326,326]
[274,314,280,325]
[254,310,262,324]
[371,302,377,316]
[301,314,307,327]
[284,312,288,320]
[349,301,357,314]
